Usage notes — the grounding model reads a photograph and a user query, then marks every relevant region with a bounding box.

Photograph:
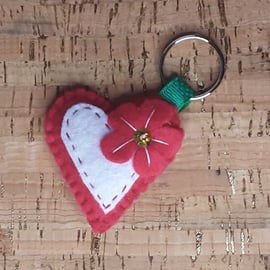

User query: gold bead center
[134,128,152,147]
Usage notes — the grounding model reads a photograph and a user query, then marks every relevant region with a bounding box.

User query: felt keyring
[44,33,225,233]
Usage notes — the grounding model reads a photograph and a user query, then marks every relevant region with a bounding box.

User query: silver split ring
[160,33,225,100]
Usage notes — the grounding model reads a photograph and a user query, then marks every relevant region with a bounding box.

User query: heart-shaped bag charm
[44,34,225,233]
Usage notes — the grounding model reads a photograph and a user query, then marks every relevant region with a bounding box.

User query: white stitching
[145,109,156,128]
[112,138,134,153]
[144,147,151,166]
[120,117,136,131]
[152,138,169,145]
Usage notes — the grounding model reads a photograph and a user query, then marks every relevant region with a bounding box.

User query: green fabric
[159,77,196,112]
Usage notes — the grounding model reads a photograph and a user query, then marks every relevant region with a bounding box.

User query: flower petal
[107,102,146,132]
[133,125,184,177]
[133,147,168,177]
[139,98,178,130]
[151,126,184,161]
[107,98,179,133]
[101,132,137,163]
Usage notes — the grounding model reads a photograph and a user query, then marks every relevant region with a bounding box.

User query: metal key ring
[160,33,225,100]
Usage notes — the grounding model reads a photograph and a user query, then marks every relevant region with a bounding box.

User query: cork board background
[0,0,270,269]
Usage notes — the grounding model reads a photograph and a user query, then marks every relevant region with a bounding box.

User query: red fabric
[101,97,184,177]
[44,89,184,233]
[100,131,137,163]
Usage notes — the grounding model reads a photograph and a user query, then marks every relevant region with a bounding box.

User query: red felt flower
[101,97,184,177]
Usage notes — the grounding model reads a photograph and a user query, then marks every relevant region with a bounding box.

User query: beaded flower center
[134,128,152,147]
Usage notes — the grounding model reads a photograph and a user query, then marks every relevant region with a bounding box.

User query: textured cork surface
[0,0,269,269]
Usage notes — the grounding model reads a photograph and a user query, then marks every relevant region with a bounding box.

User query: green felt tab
[159,77,196,112]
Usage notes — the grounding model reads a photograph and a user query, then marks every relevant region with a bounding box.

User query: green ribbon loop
[159,77,196,112]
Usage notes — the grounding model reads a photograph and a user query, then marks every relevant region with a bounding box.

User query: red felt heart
[45,88,184,233]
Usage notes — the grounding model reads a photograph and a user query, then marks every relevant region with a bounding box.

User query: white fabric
[61,103,139,214]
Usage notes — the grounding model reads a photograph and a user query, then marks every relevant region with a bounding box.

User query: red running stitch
[89,183,95,189]
[66,132,71,140]
[68,105,131,208]
[103,203,111,209]
[105,123,111,130]
[121,185,127,193]
[73,109,78,115]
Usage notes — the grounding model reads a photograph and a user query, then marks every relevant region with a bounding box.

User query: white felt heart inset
[61,103,139,214]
